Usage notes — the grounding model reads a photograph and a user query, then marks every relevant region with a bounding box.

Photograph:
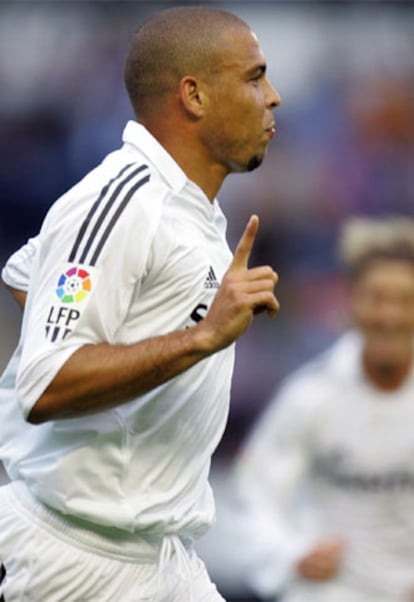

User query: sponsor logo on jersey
[46,264,95,342]
[45,305,80,343]
[44,162,151,342]
[204,265,219,289]
[186,266,221,327]
[316,449,414,492]
[190,303,208,324]
[56,266,92,303]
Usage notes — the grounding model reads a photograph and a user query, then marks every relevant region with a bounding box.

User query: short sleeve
[16,167,162,418]
[2,237,39,291]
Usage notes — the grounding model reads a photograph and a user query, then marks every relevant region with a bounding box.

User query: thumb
[231,215,259,270]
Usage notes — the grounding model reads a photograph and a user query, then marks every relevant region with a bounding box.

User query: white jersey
[0,121,235,539]
[1,236,38,290]
[234,332,414,601]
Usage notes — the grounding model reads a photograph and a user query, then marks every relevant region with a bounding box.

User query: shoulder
[244,333,362,450]
[45,152,172,248]
[275,348,335,405]
[265,332,362,419]
[45,121,188,241]
[282,332,361,395]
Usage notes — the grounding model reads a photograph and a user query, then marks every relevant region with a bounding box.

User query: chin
[227,152,264,174]
[246,154,263,172]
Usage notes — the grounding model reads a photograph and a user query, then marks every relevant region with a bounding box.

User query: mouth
[265,123,276,138]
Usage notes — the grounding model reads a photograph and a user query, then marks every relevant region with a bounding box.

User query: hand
[296,538,345,582]
[200,214,279,352]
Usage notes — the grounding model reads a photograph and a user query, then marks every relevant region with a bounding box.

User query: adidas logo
[204,265,219,289]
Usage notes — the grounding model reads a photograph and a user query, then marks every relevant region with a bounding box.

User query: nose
[265,78,281,108]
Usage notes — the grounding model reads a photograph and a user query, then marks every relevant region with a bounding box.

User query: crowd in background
[0,2,413,599]
[1,0,413,434]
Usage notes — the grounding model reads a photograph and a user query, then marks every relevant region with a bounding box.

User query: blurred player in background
[0,6,280,601]
[233,216,414,602]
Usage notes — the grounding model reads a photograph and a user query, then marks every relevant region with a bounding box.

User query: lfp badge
[56,266,92,303]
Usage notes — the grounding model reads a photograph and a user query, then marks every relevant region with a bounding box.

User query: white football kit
[0,121,234,601]
[234,332,414,602]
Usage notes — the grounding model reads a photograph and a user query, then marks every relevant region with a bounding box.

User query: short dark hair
[123,6,249,119]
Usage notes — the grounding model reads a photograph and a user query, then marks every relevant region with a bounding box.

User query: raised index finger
[231,215,259,270]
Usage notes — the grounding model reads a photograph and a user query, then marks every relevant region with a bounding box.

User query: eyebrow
[247,63,267,77]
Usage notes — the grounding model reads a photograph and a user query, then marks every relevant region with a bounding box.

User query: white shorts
[0,481,225,602]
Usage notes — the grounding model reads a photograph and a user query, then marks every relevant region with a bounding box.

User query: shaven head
[338,215,414,281]
[124,6,250,119]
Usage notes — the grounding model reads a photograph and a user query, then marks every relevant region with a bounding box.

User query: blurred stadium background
[0,1,413,599]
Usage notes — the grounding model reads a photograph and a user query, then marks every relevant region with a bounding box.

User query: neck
[362,348,413,391]
[163,139,228,201]
[142,117,228,202]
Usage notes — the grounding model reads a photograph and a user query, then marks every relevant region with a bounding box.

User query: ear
[178,76,208,118]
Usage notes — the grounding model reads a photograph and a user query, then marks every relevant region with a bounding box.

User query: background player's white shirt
[0,121,235,538]
[234,331,414,601]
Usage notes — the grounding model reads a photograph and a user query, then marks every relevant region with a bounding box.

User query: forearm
[27,216,279,424]
[28,323,215,424]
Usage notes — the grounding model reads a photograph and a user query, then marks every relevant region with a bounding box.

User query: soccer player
[0,7,280,601]
[233,216,414,602]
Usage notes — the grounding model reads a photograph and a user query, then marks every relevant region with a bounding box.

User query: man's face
[350,259,414,365]
[201,28,281,174]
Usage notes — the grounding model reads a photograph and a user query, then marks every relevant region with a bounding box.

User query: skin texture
[350,259,414,390]
[140,27,280,201]
[296,538,344,581]
[23,9,281,424]
[296,257,414,582]
[195,29,279,176]
[28,216,279,423]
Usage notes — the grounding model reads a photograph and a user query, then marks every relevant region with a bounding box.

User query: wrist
[191,320,222,356]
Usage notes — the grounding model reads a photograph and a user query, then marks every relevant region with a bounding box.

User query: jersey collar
[122,120,188,193]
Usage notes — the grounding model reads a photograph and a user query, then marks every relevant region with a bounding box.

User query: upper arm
[16,166,158,417]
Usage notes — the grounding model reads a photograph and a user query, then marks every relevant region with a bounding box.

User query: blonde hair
[338,215,414,279]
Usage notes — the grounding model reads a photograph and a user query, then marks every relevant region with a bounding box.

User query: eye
[250,68,266,87]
